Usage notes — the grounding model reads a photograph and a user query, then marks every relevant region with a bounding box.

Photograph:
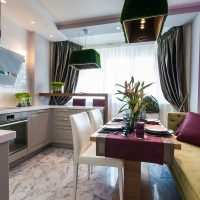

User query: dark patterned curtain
[49,41,82,105]
[157,26,188,112]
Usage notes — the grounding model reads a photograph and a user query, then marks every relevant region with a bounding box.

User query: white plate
[145,125,168,133]
[102,124,122,130]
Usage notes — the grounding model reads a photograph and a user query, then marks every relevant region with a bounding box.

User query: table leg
[112,161,152,200]
[124,161,141,200]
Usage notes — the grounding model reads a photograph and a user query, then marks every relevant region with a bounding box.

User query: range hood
[120,0,168,43]
[0,47,24,85]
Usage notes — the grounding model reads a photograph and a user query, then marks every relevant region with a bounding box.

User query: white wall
[190,13,200,112]
[0,16,50,107]
[0,16,29,107]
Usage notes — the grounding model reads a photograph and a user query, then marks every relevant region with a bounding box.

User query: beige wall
[183,24,192,110]
[29,32,50,105]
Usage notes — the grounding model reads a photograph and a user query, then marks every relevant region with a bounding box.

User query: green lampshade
[69,49,101,70]
[120,0,168,43]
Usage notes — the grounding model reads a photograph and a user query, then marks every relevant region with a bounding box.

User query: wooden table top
[90,121,181,150]
[90,121,181,165]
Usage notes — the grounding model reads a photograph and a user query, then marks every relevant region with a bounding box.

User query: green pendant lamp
[120,0,168,43]
[69,49,101,70]
[69,29,101,70]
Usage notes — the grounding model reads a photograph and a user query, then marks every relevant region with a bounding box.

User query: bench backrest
[167,112,187,131]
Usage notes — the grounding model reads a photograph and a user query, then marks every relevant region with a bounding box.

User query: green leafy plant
[116,76,153,129]
[51,82,64,92]
[15,93,32,107]
[142,95,159,113]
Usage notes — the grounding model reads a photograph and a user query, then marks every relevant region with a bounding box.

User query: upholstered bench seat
[168,112,200,200]
[172,142,200,200]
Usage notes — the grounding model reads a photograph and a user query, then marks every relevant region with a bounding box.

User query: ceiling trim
[56,15,120,30]
[56,3,200,30]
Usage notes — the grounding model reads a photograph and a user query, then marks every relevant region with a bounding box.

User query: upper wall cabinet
[0,47,24,85]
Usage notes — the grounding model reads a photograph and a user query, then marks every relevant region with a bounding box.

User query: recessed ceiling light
[116,26,121,30]
[30,21,35,24]
[49,34,54,38]
[1,0,6,4]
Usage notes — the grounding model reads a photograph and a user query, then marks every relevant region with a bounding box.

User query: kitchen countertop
[0,130,16,144]
[0,105,104,114]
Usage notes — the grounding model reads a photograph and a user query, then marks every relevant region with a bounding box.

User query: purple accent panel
[72,98,86,106]
[105,133,164,164]
[169,3,200,15]
[93,99,105,107]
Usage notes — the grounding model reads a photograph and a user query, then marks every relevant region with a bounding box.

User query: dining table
[90,120,181,200]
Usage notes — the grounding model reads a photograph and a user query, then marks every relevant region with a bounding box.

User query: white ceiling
[1,0,200,46]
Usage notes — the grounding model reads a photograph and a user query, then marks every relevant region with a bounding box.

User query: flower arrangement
[116,76,153,129]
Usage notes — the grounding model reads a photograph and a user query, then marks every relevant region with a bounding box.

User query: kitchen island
[0,130,16,200]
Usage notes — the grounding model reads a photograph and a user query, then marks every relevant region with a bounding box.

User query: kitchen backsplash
[0,16,30,107]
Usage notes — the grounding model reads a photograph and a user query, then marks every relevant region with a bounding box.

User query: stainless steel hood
[0,47,24,85]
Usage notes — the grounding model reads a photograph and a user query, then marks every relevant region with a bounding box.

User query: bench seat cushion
[172,141,200,200]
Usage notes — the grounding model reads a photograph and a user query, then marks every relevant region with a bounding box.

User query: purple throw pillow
[177,112,200,146]
[176,118,185,135]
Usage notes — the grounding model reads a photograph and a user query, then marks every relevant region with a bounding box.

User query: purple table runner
[105,133,164,164]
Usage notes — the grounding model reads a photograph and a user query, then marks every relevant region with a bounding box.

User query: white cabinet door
[28,110,49,152]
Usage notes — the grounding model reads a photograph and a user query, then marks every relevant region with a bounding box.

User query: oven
[0,112,28,155]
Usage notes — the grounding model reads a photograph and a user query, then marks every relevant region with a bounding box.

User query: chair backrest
[88,109,104,132]
[70,112,92,162]
[93,99,105,107]
[72,98,86,106]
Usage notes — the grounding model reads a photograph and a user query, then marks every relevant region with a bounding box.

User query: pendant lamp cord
[83,29,88,49]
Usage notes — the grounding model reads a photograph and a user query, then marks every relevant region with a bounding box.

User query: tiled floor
[9,147,181,200]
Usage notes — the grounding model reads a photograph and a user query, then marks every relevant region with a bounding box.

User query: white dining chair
[88,109,104,133]
[70,112,124,200]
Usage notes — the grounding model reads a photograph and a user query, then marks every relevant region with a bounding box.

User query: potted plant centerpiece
[116,76,153,130]
[142,95,159,119]
[51,82,64,93]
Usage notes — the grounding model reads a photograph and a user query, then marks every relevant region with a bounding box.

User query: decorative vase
[130,112,140,131]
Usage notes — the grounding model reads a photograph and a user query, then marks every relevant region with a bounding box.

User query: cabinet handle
[64,118,68,120]
[63,127,67,130]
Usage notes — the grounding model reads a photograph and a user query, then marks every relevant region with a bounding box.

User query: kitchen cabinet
[39,93,112,122]
[28,110,50,153]
[51,108,104,147]
[52,108,76,146]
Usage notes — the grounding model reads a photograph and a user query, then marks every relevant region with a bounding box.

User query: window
[75,43,168,118]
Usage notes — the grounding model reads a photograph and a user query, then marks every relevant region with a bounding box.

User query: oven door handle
[0,119,28,127]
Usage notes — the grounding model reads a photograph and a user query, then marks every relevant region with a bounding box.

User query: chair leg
[118,167,124,200]
[73,163,79,200]
[91,165,93,173]
[88,165,90,179]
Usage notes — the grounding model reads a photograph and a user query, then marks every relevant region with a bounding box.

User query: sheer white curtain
[75,43,173,125]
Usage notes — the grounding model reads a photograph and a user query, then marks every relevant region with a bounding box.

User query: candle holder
[136,122,145,139]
